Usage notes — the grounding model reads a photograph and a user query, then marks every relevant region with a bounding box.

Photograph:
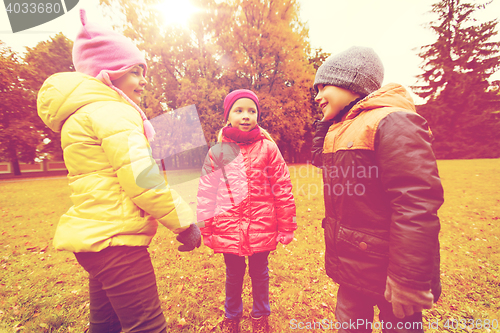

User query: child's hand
[176,224,201,252]
[384,275,434,318]
[276,231,294,245]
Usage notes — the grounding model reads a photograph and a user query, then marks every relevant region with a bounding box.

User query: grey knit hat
[314,46,384,96]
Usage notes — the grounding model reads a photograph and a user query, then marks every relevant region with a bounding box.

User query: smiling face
[111,65,147,105]
[315,84,361,121]
[227,98,258,132]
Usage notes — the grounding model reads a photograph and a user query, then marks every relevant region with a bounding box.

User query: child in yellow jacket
[37,9,200,333]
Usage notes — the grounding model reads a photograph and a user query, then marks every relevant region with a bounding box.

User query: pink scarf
[223,126,261,143]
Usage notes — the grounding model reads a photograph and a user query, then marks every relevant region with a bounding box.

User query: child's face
[315,84,361,121]
[227,98,258,132]
[112,65,147,105]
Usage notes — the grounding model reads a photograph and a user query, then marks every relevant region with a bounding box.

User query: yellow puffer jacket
[37,72,193,252]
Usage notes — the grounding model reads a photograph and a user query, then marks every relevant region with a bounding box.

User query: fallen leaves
[1,162,500,332]
[177,317,187,327]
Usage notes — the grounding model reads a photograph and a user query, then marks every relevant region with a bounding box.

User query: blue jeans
[223,251,271,320]
[335,285,424,333]
[75,246,167,333]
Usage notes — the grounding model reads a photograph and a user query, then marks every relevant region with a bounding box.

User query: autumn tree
[99,0,228,148]
[298,47,330,162]
[99,0,316,163]
[215,0,315,161]
[308,48,330,118]
[23,33,74,161]
[0,43,41,175]
[0,34,73,175]
[413,0,500,158]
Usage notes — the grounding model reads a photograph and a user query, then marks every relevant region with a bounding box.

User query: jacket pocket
[336,227,389,295]
[322,217,340,278]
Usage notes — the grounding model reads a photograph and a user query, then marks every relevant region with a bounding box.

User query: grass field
[0,159,499,332]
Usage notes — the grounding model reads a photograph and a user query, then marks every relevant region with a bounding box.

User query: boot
[220,316,239,333]
[251,315,269,333]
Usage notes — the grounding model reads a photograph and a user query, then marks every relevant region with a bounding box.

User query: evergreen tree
[413,0,500,159]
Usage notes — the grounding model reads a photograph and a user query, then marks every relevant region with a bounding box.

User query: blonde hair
[217,124,275,144]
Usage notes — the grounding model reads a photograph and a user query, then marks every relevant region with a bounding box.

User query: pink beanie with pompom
[72,9,155,141]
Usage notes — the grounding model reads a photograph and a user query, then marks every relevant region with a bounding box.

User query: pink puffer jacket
[197,134,296,256]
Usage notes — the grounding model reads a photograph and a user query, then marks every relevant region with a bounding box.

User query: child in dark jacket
[311,46,443,332]
[197,89,297,333]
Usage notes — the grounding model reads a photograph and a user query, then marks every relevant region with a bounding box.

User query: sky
[298,0,500,103]
[1,0,499,105]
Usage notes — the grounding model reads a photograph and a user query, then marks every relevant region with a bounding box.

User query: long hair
[217,124,276,144]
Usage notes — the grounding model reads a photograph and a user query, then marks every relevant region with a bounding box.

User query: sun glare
[155,0,199,27]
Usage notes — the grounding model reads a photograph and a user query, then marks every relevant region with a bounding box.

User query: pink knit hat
[223,89,261,122]
[72,9,155,141]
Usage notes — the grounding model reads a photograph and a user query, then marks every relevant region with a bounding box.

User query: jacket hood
[346,83,416,120]
[37,72,122,132]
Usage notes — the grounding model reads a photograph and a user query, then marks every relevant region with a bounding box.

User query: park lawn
[0,159,499,332]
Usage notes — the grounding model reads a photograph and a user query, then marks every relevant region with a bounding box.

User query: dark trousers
[223,251,271,320]
[75,246,167,333]
[335,285,424,333]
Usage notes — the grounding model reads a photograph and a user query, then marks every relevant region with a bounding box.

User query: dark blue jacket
[312,83,443,300]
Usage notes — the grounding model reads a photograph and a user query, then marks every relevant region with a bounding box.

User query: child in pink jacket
[197,89,296,333]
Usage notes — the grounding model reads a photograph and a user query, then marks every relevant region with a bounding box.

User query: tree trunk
[12,158,21,176]
[161,159,166,174]
[8,141,21,176]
